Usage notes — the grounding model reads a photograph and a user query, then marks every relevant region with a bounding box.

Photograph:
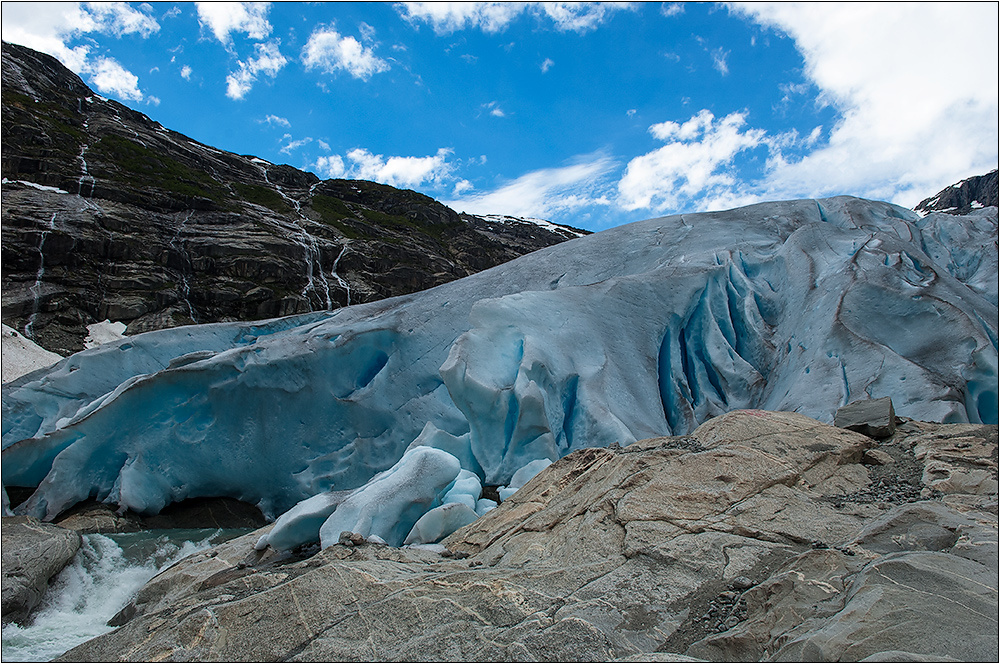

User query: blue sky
[3,2,997,231]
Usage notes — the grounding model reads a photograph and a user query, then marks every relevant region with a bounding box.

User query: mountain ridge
[1,41,587,355]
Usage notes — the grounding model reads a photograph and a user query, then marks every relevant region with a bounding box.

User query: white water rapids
[1,529,246,662]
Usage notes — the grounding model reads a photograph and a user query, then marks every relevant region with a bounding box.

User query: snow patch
[2,179,70,195]
[479,214,588,238]
[2,324,62,383]
[83,321,128,349]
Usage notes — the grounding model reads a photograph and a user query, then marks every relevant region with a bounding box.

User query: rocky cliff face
[57,410,998,662]
[915,169,999,215]
[1,42,586,356]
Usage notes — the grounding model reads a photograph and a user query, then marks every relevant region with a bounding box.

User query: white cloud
[318,139,331,152]
[89,57,145,101]
[76,2,160,37]
[482,101,506,118]
[710,47,729,75]
[195,1,271,45]
[263,114,290,128]
[315,155,346,179]
[313,148,459,188]
[540,57,554,73]
[280,137,312,155]
[446,155,617,218]
[180,65,193,80]
[345,147,454,188]
[302,25,389,80]
[661,3,684,18]
[226,41,287,100]
[398,2,633,34]
[732,2,999,206]
[358,21,376,43]
[0,1,157,101]
[453,179,474,196]
[618,110,766,211]
[540,2,631,33]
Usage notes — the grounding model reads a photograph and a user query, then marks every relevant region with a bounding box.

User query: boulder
[58,412,997,662]
[835,397,897,438]
[1,516,81,624]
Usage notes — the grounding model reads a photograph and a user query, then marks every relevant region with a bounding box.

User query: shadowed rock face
[1,41,586,355]
[56,412,998,663]
[1,516,81,625]
[915,169,999,215]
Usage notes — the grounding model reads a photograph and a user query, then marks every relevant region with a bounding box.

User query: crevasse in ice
[2,198,997,543]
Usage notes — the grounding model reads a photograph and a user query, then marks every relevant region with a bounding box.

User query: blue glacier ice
[498,459,553,501]
[404,502,480,545]
[316,446,461,548]
[2,197,997,541]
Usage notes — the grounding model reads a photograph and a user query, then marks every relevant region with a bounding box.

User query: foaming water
[1,528,246,662]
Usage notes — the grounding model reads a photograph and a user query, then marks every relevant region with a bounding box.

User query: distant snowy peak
[915,170,998,216]
[468,213,590,240]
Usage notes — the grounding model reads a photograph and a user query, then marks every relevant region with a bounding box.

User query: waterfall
[252,163,344,310]
[24,213,57,340]
[0,529,245,662]
[76,103,95,197]
[169,210,198,323]
[331,243,352,306]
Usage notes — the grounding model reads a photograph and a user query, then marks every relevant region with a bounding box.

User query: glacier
[2,197,997,540]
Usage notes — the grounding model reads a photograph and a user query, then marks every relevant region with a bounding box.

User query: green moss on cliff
[233,182,294,214]
[91,134,227,203]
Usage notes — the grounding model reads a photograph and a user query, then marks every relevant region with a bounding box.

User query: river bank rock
[50,497,269,534]
[59,411,997,662]
[1,516,81,625]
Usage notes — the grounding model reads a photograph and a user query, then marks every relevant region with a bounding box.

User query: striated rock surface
[1,516,81,625]
[58,411,998,662]
[1,41,586,355]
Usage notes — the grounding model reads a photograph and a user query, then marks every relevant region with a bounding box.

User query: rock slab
[58,412,998,662]
[835,397,897,438]
[1,515,81,624]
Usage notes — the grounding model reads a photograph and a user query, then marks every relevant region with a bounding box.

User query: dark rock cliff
[915,169,999,215]
[1,41,587,355]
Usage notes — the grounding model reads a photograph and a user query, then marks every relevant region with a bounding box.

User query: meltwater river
[1,528,248,662]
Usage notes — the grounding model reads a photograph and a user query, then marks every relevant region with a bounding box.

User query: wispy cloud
[661,3,684,18]
[540,57,554,73]
[280,136,312,154]
[482,101,506,118]
[398,2,634,35]
[226,41,287,100]
[710,47,729,75]
[180,65,193,80]
[302,25,389,80]
[263,114,290,128]
[446,154,617,219]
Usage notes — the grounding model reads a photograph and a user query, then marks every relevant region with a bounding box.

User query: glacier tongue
[2,197,997,531]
